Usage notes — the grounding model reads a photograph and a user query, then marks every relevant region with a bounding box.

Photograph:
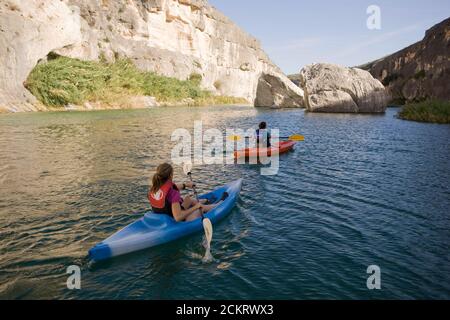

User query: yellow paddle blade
[288,134,305,141]
[228,135,242,141]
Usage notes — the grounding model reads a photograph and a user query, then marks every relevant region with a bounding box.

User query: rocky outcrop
[0,0,303,112]
[299,63,389,113]
[360,18,450,104]
[0,1,82,112]
[255,74,303,108]
[287,74,301,87]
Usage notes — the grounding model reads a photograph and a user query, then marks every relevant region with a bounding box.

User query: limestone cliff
[0,0,303,112]
[360,18,450,104]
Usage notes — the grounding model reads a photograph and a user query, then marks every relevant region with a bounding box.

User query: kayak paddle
[228,134,305,141]
[183,163,213,259]
[284,134,305,141]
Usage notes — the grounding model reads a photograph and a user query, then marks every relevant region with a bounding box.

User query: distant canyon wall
[361,18,450,104]
[0,0,303,112]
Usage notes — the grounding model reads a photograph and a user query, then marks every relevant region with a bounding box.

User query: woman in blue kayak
[148,163,226,222]
[256,122,271,147]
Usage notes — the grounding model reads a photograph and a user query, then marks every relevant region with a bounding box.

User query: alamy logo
[66,265,81,290]
[171,121,280,176]
[367,5,381,30]
[366,265,381,290]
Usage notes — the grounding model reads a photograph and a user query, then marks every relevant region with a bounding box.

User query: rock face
[0,1,82,112]
[299,63,389,113]
[255,74,303,108]
[0,0,303,112]
[287,74,301,87]
[361,18,450,104]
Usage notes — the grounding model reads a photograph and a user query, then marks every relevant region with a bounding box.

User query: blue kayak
[88,179,243,262]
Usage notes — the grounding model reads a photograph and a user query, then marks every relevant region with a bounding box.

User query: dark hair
[259,122,267,129]
[151,163,174,193]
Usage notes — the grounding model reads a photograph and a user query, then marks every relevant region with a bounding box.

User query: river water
[0,106,449,299]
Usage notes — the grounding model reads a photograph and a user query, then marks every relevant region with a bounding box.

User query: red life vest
[148,181,178,217]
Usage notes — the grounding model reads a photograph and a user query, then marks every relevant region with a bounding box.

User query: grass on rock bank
[25,56,248,108]
[398,100,450,124]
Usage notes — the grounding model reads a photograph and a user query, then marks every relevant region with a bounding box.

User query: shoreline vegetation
[398,100,450,124]
[25,56,249,109]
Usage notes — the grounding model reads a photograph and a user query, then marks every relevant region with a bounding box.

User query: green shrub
[190,96,249,106]
[382,73,400,86]
[398,100,450,124]
[414,70,426,79]
[26,56,247,107]
[213,80,222,90]
[188,73,202,84]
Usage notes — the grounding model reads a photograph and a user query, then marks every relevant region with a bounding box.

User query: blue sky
[209,0,450,74]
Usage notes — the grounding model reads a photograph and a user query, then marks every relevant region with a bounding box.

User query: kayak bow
[88,179,243,262]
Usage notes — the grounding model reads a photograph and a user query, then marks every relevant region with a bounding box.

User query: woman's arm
[171,202,201,222]
[175,181,195,191]
[175,183,185,191]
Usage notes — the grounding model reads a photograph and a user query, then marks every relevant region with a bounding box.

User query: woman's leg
[185,210,202,222]
[182,196,207,210]
[181,196,196,209]
[200,192,228,212]
[184,202,222,221]
[200,202,223,213]
[182,195,223,222]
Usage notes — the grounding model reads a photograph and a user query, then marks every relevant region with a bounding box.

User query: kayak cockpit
[144,212,176,226]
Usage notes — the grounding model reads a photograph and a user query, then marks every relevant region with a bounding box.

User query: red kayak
[234,140,297,159]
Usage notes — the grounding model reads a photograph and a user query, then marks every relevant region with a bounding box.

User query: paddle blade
[183,162,193,175]
[288,134,305,141]
[228,135,242,142]
[203,218,213,244]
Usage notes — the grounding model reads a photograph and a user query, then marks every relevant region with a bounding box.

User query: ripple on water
[0,107,449,299]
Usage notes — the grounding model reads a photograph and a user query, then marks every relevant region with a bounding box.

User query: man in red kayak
[148,163,227,222]
[256,122,271,148]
